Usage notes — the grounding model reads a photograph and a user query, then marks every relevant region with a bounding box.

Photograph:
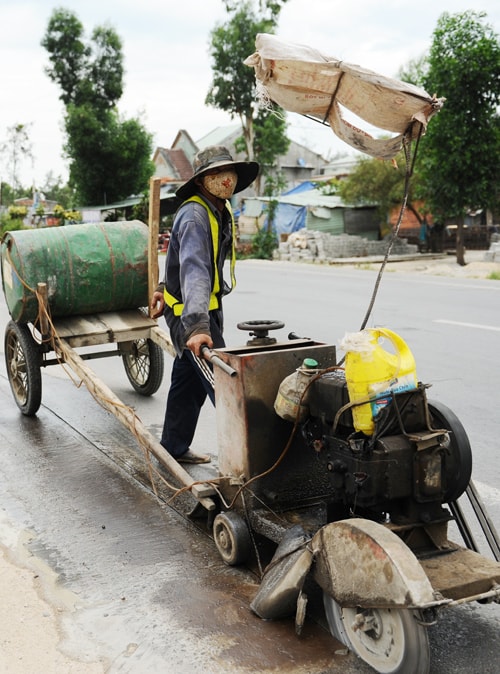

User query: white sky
[1,0,499,188]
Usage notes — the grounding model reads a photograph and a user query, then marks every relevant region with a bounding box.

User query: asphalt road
[1,257,500,673]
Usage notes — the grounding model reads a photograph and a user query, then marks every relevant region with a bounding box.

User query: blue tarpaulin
[284,181,316,195]
[271,203,307,237]
[241,182,345,239]
[268,182,315,237]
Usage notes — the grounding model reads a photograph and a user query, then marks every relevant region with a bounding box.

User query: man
[151,146,259,464]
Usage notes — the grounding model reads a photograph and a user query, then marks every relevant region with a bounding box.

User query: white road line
[434,319,500,332]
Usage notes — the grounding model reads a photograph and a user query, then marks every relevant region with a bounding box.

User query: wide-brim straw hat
[176,145,259,201]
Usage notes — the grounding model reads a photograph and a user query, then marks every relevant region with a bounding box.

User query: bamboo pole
[55,338,216,509]
[149,324,176,358]
[148,177,161,317]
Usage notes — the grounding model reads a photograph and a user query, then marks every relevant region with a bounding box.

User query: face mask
[202,170,238,199]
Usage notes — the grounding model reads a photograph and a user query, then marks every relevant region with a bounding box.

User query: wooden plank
[149,324,176,358]
[55,338,216,510]
[420,545,500,600]
[53,310,158,347]
[52,315,114,344]
[37,283,50,336]
[148,177,161,317]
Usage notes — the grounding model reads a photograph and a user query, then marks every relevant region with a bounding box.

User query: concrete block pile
[275,230,418,262]
[484,241,500,262]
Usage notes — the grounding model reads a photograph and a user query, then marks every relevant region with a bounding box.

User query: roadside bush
[7,205,28,220]
[0,214,26,237]
[250,226,277,260]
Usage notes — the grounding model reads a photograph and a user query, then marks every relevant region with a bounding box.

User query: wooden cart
[2,178,217,511]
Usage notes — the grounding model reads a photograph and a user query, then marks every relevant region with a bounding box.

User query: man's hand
[186,333,213,357]
[150,291,165,319]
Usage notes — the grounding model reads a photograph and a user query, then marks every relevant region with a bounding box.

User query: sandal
[178,450,211,464]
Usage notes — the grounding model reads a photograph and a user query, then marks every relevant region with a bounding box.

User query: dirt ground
[1,248,499,674]
[335,249,500,279]
[0,545,104,673]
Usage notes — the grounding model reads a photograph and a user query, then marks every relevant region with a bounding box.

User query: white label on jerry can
[370,373,417,418]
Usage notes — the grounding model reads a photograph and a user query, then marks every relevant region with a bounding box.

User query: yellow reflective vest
[163,195,236,317]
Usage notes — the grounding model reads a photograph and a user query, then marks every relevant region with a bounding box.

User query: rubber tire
[324,593,430,674]
[213,511,252,566]
[427,399,472,502]
[4,320,42,416]
[122,338,164,396]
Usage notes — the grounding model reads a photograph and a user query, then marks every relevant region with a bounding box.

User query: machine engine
[304,370,472,526]
[215,327,473,555]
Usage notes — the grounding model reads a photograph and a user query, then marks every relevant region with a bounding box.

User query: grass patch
[487,270,500,280]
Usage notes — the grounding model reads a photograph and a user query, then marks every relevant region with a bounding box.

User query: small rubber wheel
[4,320,42,416]
[324,593,430,674]
[213,511,252,566]
[122,338,164,396]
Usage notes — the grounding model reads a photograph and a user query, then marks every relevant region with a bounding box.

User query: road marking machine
[2,34,499,674]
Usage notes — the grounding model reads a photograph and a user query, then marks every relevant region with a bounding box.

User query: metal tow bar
[450,480,500,561]
[201,345,237,377]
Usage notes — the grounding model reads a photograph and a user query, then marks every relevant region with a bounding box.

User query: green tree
[41,172,75,207]
[397,54,429,87]
[253,106,290,176]
[41,8,90,107]
[0,211,26,237]
[206,0,290,194]
[41,9,123,110]
[0,180,30,207]
[418,11,500,265]
[338,151,428,234]
[64,103,154,204]
[0,123,33,189]
[42,8,153,205]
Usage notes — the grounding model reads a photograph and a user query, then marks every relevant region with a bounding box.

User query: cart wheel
[213,511,251,566]
[324,594,430,674]
[428,399,472,502]
[122,338,164,396]
[4,320,42,416]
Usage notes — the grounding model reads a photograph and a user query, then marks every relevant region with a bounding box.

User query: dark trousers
[160,350,215,458]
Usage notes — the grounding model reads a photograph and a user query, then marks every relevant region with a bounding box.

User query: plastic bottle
[274,358,319,422]
[340,328,418,435]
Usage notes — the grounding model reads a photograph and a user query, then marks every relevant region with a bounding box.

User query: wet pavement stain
[0,373,367,673]
[155,558,345,672]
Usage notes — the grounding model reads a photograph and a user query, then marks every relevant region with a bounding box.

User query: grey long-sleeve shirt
[161,194,233,355]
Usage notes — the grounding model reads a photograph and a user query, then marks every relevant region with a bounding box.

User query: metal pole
[201,345,237,378]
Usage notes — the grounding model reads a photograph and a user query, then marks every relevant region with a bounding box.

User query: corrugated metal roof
[279,193,345,208]
[251,191,346,209]
[82,196,142,211]
[82,188,177,212]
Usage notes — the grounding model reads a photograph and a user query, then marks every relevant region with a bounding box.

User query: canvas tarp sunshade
[244,33,444,160]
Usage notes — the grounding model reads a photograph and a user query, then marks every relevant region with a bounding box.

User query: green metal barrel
[1,221,149,323]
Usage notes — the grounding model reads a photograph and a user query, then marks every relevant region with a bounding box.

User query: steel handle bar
[201,345,237,378]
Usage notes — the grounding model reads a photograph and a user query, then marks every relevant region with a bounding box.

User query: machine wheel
[427,399,472,502]
[4,320,42,416]
[213,511,252,566]
[324,594,430,674]
[237,319,284,333]
[122,338,164,396]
